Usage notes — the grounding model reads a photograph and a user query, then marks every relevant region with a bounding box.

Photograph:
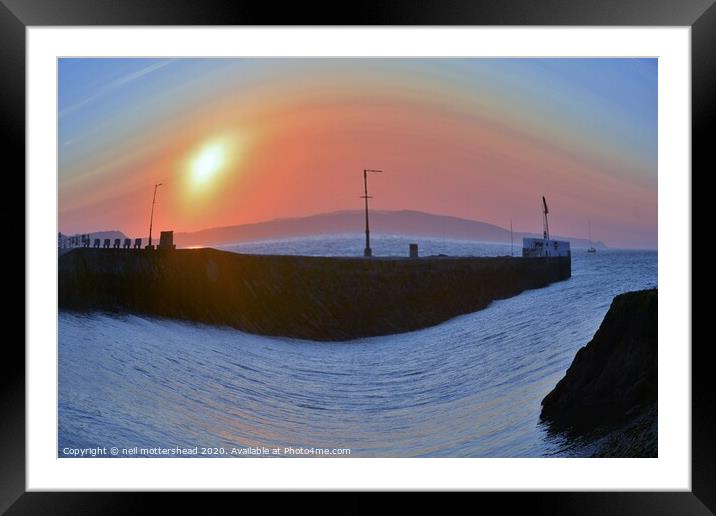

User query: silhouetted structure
[133,238,142,249]
[523,196,570,258]
[146,183,163,249]
[123,238,131,249]
[113,238,121,249]
[58,233,92,249]
[510,218,514,256]
[59,248,571,341]
[158,231,176,250]
[409,243,418,258]
[361,169,382,257]
[93,239,100,248]
[103,238,110,249]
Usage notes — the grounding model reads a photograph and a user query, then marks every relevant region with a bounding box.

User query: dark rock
[540,288,657,456]
[590,405,657,458]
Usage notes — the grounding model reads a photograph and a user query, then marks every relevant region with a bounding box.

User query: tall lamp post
[147,183,162,249]
[361,169,382,257]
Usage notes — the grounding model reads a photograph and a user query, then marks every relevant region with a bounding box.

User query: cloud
[59,59,176,118]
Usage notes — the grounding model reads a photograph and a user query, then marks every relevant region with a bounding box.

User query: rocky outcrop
[540,288,657,457]
[58,247,570,341]
[590,405,657,458]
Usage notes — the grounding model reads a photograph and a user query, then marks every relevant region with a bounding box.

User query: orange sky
[58,58,658,248]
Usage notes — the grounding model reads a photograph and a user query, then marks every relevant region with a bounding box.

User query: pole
[148,183,162,249]
[510,218,513,256]
[363,170,370,256]
[542,196,550,240]
[361,169,382,257]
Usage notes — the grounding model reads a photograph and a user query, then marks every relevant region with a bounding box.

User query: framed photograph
[7,0,710,511]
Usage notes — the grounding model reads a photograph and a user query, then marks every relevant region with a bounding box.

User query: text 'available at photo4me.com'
[61,445,353,457]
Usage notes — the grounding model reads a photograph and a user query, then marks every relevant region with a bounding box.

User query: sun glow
[182,133,247,207]
[191,142,226,184]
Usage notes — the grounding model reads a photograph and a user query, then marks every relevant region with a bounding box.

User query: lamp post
[361,169,382,257]
[147,183,162,249]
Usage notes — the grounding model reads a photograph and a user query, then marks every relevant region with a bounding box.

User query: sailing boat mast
[510,218,514,256]
[587,219,597,253]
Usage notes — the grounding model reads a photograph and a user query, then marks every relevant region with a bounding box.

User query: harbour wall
[58,248,571,341]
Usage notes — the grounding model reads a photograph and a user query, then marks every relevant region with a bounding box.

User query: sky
[58,58,658,249]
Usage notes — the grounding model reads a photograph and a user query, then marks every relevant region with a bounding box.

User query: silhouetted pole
[361,169,382,257]
[542,195,550,240]
[147,183,163,249]
[510,218,514,256]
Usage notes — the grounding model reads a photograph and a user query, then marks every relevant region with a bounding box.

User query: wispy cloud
[59,59,176,119]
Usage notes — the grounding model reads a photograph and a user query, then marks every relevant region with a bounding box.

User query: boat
[587,220,596,253]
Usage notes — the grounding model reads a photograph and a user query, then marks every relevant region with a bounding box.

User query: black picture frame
[5,0,709,512]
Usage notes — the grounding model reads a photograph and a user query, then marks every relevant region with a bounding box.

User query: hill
[170,210,607,249]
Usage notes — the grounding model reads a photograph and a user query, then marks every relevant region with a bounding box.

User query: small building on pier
[522,238,570,258]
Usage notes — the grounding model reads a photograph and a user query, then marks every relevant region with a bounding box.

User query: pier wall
[59,248,571,341]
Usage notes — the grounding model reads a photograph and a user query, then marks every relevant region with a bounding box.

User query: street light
[361,169,382,257]
[147,183,163,249]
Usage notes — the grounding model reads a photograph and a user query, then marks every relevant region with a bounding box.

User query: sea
[58,234,657,458]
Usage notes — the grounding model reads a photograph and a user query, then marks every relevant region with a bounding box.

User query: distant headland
[60,210,608,250]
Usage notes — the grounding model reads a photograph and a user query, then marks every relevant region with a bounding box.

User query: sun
[191,142,226,184]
